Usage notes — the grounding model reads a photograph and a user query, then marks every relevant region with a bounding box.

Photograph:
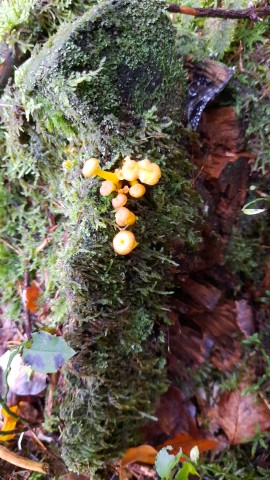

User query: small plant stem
[0,238,22,256]
[23,269,32,340]
[167,4,270,20]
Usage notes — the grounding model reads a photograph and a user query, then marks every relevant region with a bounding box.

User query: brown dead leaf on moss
[208,386,270,444]
[121,445,157,467]
[23,283,40,313]
[158,432,217,456]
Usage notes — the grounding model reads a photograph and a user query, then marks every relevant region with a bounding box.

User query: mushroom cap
[138,160,161,185]
[129,183,146,198]
[122,158,139,181]
[115,207,137,226]
[112,193,128,209]
[100,180,116,196]
[113,231,138,255]
[82,158,99,178]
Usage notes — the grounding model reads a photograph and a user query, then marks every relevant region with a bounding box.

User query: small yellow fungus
[62,160,73,170]
[82,158,119,184]
[122,156,140,181]
[113,231,138,255]
[118,185,129,194]
[129,183,146,198]
[115,207,137,227]
[138,159,161,185]
[100,180,117,196]
[112,193,128,209]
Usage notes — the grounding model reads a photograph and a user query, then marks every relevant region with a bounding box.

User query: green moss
[0,0,202,475]
[223,18,270,173]
[15,0,184,129]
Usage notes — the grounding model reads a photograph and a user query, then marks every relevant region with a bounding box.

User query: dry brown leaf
[121,445,157,467]
[208,387,270,444]
[23,283,40,313]
[158,433,217,456]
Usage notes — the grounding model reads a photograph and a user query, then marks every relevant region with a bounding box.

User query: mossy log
[1,0,202,476]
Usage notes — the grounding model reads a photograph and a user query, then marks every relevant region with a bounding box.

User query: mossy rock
[20,0,184,129]
[1,0,202,476]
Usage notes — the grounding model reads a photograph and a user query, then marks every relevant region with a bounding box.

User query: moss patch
[1,0,202,475]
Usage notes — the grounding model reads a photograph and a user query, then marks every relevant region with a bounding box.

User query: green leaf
[174,462,199,480]
[22,331,76,373]
[155,447,182,480]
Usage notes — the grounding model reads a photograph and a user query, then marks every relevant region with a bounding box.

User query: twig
[0,445,49,474]
[23,270,31,340]
[167,4,270,20]
[0,238,22,256]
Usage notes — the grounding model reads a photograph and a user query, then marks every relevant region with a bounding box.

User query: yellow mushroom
[82,158,119,184]
[113,231,138,255]
[118,185,130,194]
[138,159,161,185]
[62,160,73,170]
[100,180,117,197]
[115,207,137,227]
[129,183,146,198]
[112,193,128,209]
[122,156,140,181]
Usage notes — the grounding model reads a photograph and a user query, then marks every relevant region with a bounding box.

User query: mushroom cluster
[82,156,161,255]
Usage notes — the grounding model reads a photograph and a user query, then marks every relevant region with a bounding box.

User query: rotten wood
[167,4,270,21]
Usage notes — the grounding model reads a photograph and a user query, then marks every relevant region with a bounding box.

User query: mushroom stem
[96,168,119,184]
[82,158,119,184]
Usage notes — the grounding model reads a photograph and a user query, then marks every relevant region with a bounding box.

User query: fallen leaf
[208,387,270,444]
[22,331,76,374]
[121,445,158,467]
[0,351,47,396]
[23,283,40,313]
[0,405,18,441]
[158,433,217,456]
